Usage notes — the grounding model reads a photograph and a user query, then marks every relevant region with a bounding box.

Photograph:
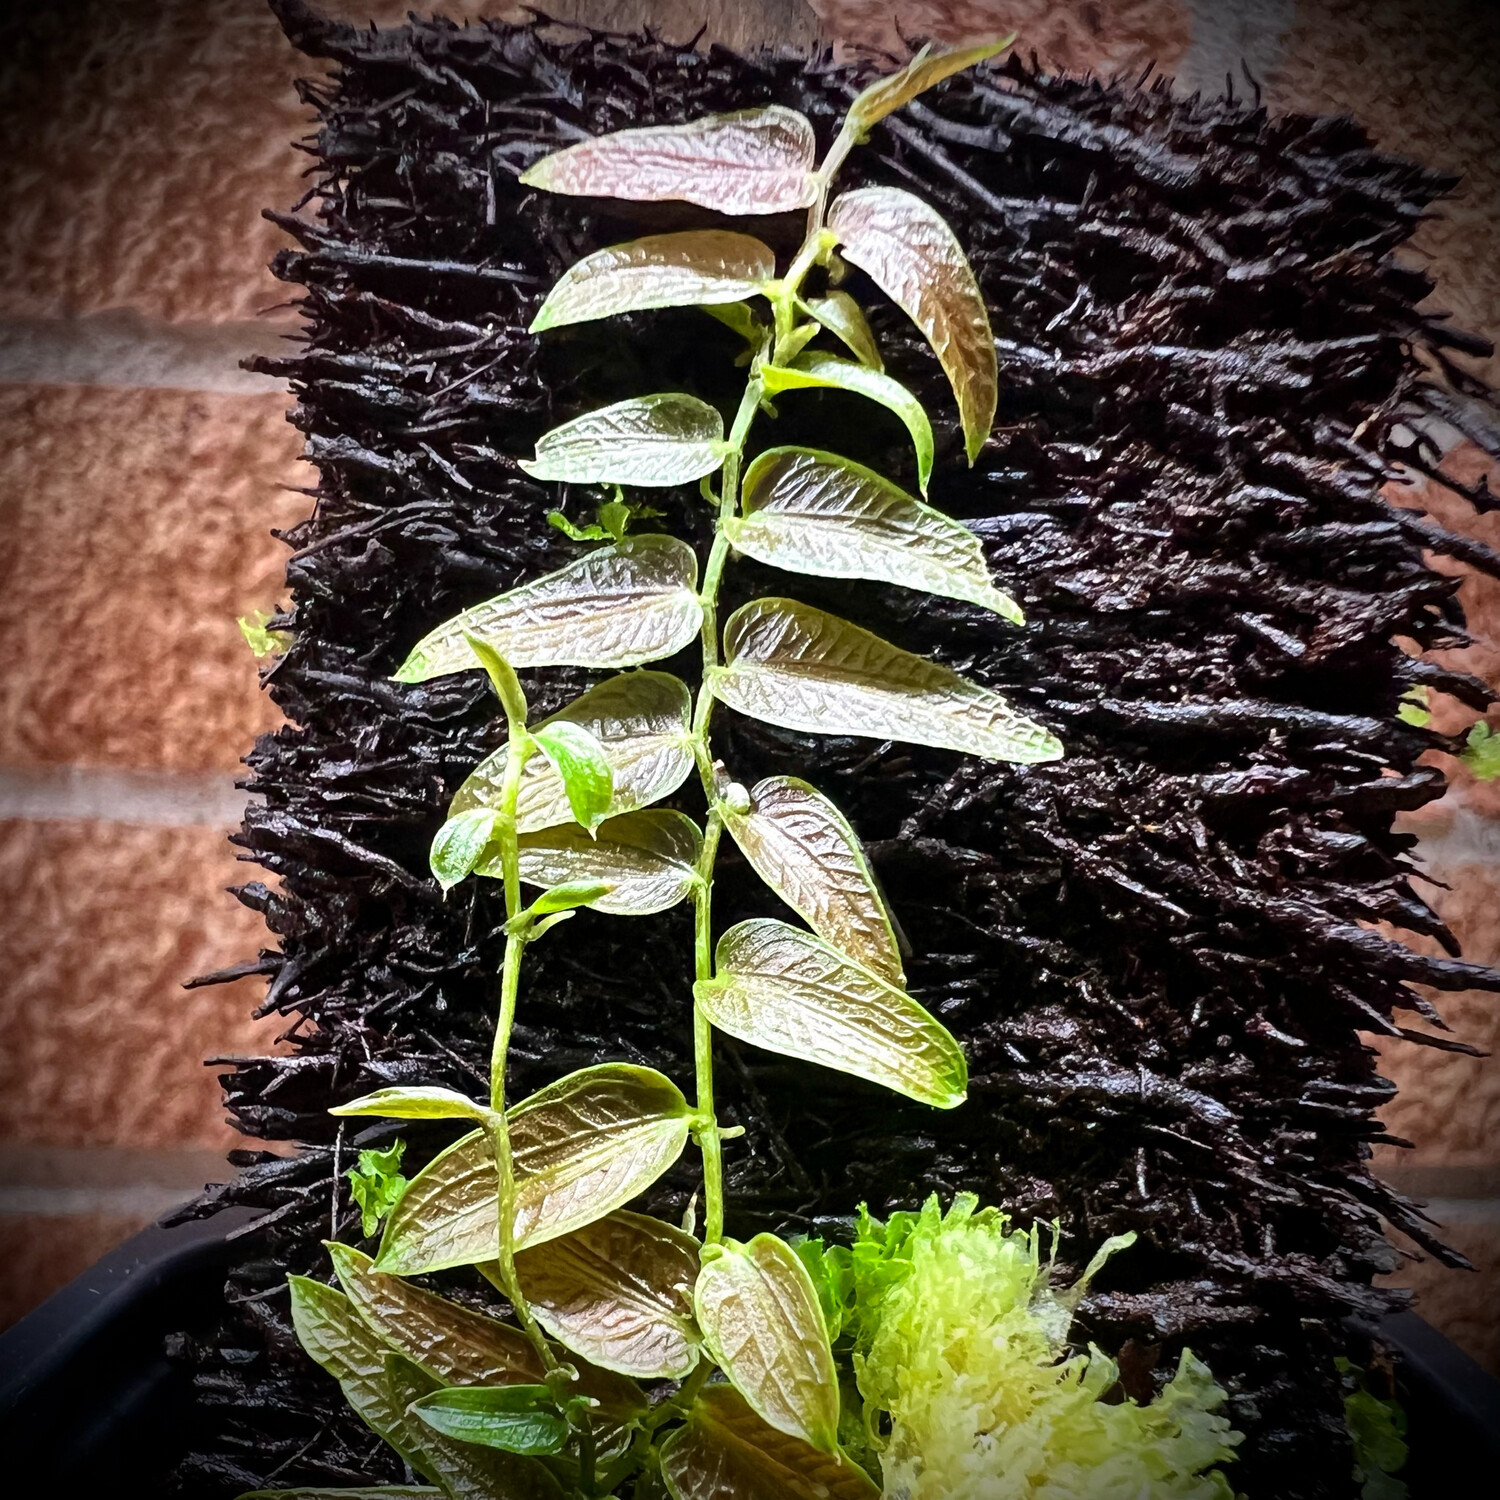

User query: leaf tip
[392,652,429,684]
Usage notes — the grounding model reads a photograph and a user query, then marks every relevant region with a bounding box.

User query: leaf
[346,1140,408,1239]
[520,880,614,919]
[760,354,934,493]
[430,808,501,893]
[238,608,289,658]
[829,186,996,464]
[464,633,528,727]
[846,39,1011,132]
[376,1065,693,1274]
[693,1234,839,1452]
[1460,719,1500,780]
[1396,685,1431,727]
[502,810,704,916]
[531,231,775,332]
[515,1209,703,1380]
[328,1244,646,1464]
[712,597,1062,763]
[695,919,967,1108]
[332,1088,492,1123]
[802,292,882,370]
[520,106,817,216]
[660,1385,879,1500]
[718,775,902,985]
[287,1276,436,1479]
[532,721,614,832]
[385,1354,564,1500]
[547,510,611,543]
[411,1385,569,1457]
[451,672,694,834]
[704,301,765,347]
[519,393,728,487]
[728,446,1022,621]
[394,537,702,683]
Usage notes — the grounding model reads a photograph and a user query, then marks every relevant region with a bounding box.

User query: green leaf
[801,292,882,370]
[287,1276,436,1479]
[694,1234,840,1452]
[695,918,967,1108]
[520,880,614,920]
[394,537,702,683]
[531,231,775,332]
[411,1385,568,1457]
[532,721,614,833]
[547,510,611,542]
[829,186,997,463]
[463,633,528,727]
[712,598,1063,763]
[728,446,1022,621]
[718,774,902,985]
[345,1140,408,1239]
[520,106,817,216]
[238,608,290,658]
[1460,719,1500,780]
[332,1088,493,1124]
[1396,686,1431,727]
[451,672,695,834]
[704,301,765,347]
[429,808,501,893]
[845,39,1012,133]
[760,354,934,494]
[376,1064,693,1274]
[660,1385,879,1500]
[516,1209,703,1380]
[519,394,728,487]
[385,1354,564,1500]
[328,1243,646,1464]
[500,809,704,916]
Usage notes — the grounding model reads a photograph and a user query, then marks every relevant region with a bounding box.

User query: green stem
[485,726,559,1374]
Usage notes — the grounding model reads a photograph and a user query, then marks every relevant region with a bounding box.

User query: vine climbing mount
[257,36,1239,1500]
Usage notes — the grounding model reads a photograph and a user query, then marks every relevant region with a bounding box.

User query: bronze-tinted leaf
[846,39,1011,132]
[693,1234,839,1452]
[518,395,728,487]
[729,446,1022,621]
[395,537,702,683]
[695,918,967,1108]
[829,186,997,463]
[515,1209,702,1380]
[718,774,902,985]
[532,231,775,332]
[520,107,817,216]
[660,1385,879,1500]
[375,1065,693,1274]
[712,598,1063,763]
[329,1244,646,1463]
[450,671,694,833]
[286,1276,436,1479]
[496,809,703,916]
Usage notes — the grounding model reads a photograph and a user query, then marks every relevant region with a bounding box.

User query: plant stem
[486,724,559,1373]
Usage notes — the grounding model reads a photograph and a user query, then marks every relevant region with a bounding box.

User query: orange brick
[810,0,1191,76]
[0,818,282,1150]
[1382,1210,1500,1376]
[1374,854,1500,1168]
[1269,0,1500,389]
[0,385,307,772]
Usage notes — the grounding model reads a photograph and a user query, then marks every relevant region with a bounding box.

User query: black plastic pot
[1,1207,1497,1495]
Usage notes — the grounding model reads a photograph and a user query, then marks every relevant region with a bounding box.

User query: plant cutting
[251,39,1241,1500]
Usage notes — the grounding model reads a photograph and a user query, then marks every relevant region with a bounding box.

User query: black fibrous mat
[171,4,1500,1495]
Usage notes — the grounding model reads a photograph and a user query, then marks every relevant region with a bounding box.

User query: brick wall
[1,0,1496,1370]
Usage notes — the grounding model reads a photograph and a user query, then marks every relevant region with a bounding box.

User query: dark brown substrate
[170,4,1500,1494]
